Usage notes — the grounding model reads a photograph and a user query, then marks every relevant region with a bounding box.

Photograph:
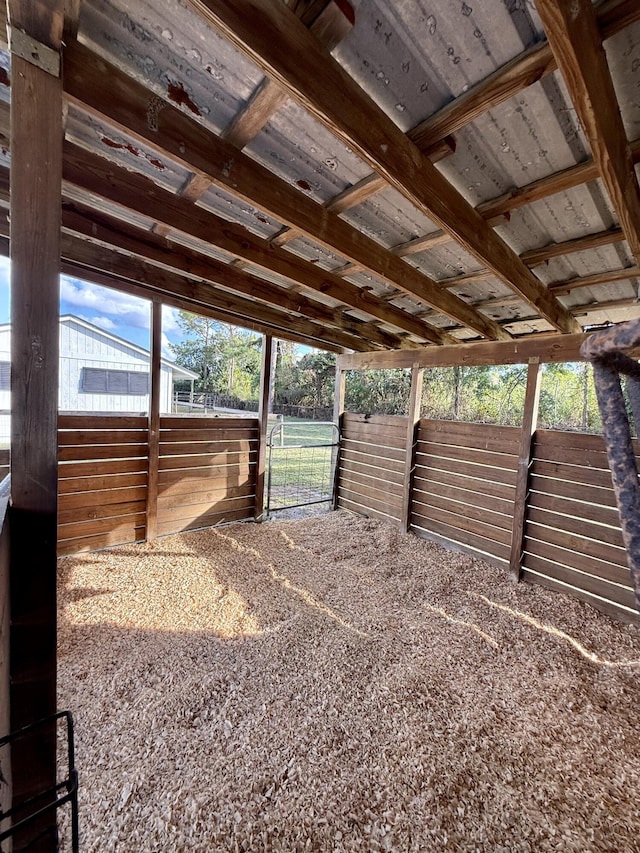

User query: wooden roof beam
[537,0,640,265]
[55,201,413,350]
[63,45,502,341]
[409,0,640,151]
[275,0,639,243]
[190,0,579,335]
[337,333,591,371]
[61,141,451,345]
[386,137,640,261]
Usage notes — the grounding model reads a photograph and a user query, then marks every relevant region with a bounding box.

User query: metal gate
[266,420,339,515]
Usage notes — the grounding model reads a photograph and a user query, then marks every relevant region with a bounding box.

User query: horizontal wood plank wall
[0,450,8,481]
[157,416,259,537]
[411,419,520,566]
[58,414,149,555]
[337,413,408,524]
[523,429,639,623]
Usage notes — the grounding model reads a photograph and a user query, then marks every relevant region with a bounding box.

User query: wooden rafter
[337,333,591,370]
[537,0,640,265]
[55,202,412,350]
[409,0,640,151]
[63,43,503,342]
[189,0,580,335]
[60,142,452,345]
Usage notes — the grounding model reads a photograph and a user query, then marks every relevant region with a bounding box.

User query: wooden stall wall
[522,429,638,622]
[336,413,407,524]
[411,420,520,567]
[157,416,258,536]
[57,415,259,555]
[58,415,149,555]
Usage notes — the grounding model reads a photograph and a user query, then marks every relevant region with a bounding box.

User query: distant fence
[336,413,639,624]
[173,392,331,420]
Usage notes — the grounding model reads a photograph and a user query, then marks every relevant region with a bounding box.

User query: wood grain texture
[63,46,500,342]
[338,333,590,371]
[190,0,579,334]
[146,301,162,541]
[537,0,640,263]
[509,360,541,579]
[255,335,273,521]
[60,142,447,345]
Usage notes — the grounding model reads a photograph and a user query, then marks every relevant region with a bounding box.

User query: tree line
[171,312,604,432]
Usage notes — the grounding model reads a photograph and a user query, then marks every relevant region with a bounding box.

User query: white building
[0,315,197,439]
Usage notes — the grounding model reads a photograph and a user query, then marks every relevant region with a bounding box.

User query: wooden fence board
[414,451,518,486]
[416,440,518,470]
[58,429,149,446]
[157,507,253,537]
[58,443,149,462]
[526,504,625,549]
[525,518,626,565]
[339,496,402,524]
[413,466,516,501]
[521,569,638,624]
[58,414,147,429]
[59,458,148,478]
[411,500,512,547]
[57,527,146,556]
[524,535,630,586]
[531,459,616,490]
[158,451,257,471]
[338,467,404,497]
[412,477,514,515]
[58,500,147,526]
[58,472,148,495]
[159,438,258,456]
[522,552,636,610]
[411,514,510,562]
[339,439,406,464]
[412,487,513,531]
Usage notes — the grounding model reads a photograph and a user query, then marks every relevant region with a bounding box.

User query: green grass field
[266,420,338,511]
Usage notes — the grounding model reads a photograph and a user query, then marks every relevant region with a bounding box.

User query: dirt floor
[58,511,640,852]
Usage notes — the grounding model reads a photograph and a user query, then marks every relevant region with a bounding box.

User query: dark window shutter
[129,372,149,394]
[82,367,108,392]
[0,361,10,391]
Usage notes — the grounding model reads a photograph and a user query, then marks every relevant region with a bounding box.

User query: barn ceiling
[2,0,640,353]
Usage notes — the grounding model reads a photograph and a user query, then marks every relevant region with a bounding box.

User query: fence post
[331,367,346,510]
[146,300,162,541]
[255,335,274,521]
[401,364,424,532]
[8,6,64,847]
[509,358,541,580]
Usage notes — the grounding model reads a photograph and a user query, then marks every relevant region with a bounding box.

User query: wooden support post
[255,334,273,521]
[331,366,345,510]
[146,299,162,541]
[8,2,64,848]
[401,364,424,532]
[509,358,542,580]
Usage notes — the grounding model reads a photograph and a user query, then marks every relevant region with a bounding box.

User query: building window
[81,368,149,395]
[0,361,9,391]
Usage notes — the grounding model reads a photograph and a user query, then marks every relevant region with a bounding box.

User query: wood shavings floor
[58,511,640,852]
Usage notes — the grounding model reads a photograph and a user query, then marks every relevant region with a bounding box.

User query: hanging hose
[581,318,640,614]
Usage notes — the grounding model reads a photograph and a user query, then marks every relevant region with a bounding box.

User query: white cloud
[60,277,151,329]
[90,315,117,331]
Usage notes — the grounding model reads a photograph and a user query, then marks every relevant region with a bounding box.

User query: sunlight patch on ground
[475,593,640,667]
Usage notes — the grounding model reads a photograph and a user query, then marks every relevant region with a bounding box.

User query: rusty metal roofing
[9,0,635,352]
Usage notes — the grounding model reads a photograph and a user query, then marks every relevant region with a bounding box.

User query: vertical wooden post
[509,358,542,580]
[401,364,424,532]
[331,366,345,510]
[8,2,64,849]
[146,299,162,541]
[255,334,273,521]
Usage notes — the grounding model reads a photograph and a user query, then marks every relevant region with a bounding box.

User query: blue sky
[0,258,192,360]
[0,259,312,359]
